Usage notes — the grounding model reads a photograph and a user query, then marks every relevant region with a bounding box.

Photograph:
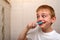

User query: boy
[18,5,60,40]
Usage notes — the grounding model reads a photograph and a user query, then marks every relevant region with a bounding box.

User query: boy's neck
[41,27,53,33]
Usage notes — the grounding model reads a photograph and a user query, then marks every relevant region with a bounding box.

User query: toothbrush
[37,21,43,25]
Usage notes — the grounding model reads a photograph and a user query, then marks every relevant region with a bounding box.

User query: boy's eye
[37,15,47,18]
[37,16,40,18]
[42,15,46,18]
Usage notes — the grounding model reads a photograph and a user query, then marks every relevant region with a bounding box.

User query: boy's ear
[51,17,56,23]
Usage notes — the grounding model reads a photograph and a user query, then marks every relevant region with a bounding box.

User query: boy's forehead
[37,8,50,12]
[36,9,51,15]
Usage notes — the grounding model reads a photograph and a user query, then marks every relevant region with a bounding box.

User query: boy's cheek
[43,21,51,25]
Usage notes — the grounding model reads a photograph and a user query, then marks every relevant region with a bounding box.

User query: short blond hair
[36,5,55,18]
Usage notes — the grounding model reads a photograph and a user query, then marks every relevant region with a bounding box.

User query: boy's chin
[38,24,45,28]
[39,26,45,29]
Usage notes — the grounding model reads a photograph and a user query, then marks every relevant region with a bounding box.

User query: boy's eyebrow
[36,13,46,15]
[42,12,48,14]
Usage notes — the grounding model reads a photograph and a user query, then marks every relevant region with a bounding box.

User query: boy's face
[36,9,56,29]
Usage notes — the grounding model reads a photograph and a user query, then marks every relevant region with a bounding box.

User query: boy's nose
[37,17,43,21]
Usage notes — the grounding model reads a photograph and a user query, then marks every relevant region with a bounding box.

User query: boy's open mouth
[37,20,46,26]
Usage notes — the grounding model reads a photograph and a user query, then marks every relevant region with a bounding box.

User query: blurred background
[0,0,60,40]
[0,0,10,40]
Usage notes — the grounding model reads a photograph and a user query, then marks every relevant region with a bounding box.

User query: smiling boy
[18,5,60,40]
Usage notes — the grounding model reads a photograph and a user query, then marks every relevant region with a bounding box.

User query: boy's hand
[26,21,37,30]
